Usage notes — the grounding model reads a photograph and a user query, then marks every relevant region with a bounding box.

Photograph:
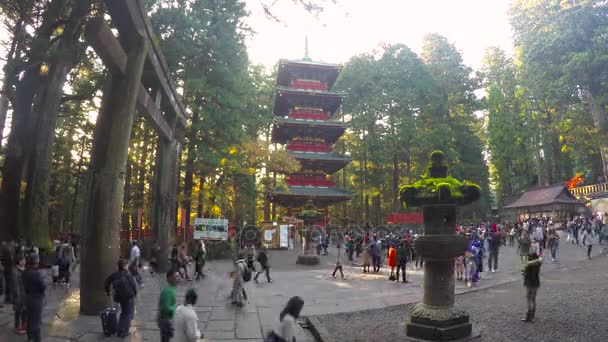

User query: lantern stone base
[406,303,478,341]
[296,255,320,265]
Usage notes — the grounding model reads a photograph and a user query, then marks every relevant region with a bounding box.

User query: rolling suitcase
[100,297,118,336]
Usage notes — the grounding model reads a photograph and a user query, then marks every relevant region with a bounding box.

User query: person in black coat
[522,252,542,322]
[22,254,45,342]
[254,248,272,283]
[104,259,138,337]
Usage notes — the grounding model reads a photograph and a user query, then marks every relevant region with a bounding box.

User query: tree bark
[0,0,66,242]
[152,129,182,273]
[197,176,204,217]
[182,108,199,225]
[392,154,399,213]
[22,0,92,247]
[0,18,26,146]
[583,86,608,180]
[80,34,148,315]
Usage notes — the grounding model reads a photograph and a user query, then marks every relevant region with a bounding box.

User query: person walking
[521,252,543,322]
[371,238,381,273]
[488,229,501,272]
[194,241,206,281]
[104,259,138,337]
[396,239,410,283]
[361,244,371,273]
[387,243,398,281]
[22,254,45,342]
[519,230,531,271]
[231,255,249,307]
[266,296,305,342]
[332,244,345,279]
[158,270,178,342]
[582,227,598,259]
[548,228,560,262]
[173,289,202,342]
[254,248,272,284]
[11,254,26,335]
[129,241,143,286]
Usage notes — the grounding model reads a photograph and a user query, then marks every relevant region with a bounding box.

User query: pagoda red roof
[273,87,344,117]
[277,59,342,90]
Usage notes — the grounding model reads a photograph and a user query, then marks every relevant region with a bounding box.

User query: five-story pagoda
[268,56,353,220]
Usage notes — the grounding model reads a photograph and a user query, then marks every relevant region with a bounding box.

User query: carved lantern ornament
[399,150,481,341]
[400,150,481,207]
[295,199,324,226]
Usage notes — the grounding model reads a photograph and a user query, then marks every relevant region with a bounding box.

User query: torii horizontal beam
[85,17,173,141]
[105,0,189,127]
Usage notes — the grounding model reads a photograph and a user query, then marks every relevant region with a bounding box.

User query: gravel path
[310,255,608,342]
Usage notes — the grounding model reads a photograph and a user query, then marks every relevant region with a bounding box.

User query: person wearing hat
[173,289,202,342]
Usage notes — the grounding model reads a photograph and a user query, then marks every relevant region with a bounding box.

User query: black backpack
[112,273,135,301]
[242,265,252,282]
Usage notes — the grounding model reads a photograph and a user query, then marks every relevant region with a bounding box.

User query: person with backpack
[104,259,138,337]
[129,241,143,287]
[254,248,272,284]
[22,254,45,342]
[396,239,410,283]
[266,296,304,342]
[158,269,179,341]
[521,252,543,322]
[231,255,250,307]
[11,254,26,334]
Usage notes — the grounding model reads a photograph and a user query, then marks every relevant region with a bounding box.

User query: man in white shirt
[129,242,143,287]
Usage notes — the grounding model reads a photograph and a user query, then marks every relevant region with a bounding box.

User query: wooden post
[79,34,148,315]
[152,121,182,273]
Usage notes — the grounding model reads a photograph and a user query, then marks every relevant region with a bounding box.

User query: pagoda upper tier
[277,59,342,90]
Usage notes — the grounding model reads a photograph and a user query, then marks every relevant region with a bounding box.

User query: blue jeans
[550,242,559,260]
[118,298,134,335]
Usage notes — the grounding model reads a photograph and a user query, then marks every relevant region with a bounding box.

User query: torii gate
[79,0,189,314]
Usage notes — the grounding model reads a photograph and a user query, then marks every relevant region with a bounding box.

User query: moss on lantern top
[295,200,324,224]
[399,150,481,207]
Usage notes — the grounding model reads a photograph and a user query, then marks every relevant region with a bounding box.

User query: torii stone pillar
[400,151,481,341]
[80,34,148,314]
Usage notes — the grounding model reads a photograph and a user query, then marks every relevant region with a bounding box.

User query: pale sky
[244,0,515,69]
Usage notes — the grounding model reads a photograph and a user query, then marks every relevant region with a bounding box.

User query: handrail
[570,182,608,197]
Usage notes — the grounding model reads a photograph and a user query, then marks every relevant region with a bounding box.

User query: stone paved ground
[311,248,608,342]
[0,235,596,341]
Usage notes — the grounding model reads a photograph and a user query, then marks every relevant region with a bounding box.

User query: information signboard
[193,218,229,240]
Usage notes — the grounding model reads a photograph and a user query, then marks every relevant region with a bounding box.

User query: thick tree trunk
[22,0,91,247]
[152,131,182,273]
[583,86,608,180]
[182,109,199,225]
[0,18,25,146]
[69,138,86,233]
[0,0,66,242]
[392,154,399,213]
[122,161,132,230]
[197,176,204,217]
[80,35,148,315]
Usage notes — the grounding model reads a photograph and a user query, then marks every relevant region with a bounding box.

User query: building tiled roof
[271,186,354,197]
[268,186,353,208]
[503,185,582,209]
[273,87,345,117]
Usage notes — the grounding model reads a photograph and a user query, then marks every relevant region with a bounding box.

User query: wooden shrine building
[503,184,584,221]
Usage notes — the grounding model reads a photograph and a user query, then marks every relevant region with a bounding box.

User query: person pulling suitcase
[104,259,138,337]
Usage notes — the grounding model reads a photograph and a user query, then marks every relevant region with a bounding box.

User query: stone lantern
[400,151,481,341]
[295,200,324,265]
